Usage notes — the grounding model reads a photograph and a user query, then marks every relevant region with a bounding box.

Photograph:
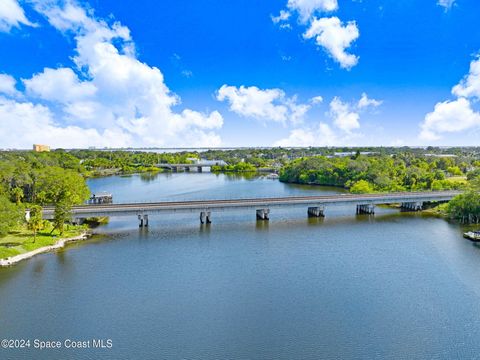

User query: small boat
[463,231,480,242]
[266,173,279,180]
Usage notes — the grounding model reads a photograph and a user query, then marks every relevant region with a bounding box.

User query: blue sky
[0,0,480,148]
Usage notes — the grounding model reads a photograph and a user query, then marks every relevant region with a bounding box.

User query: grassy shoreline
[0,224,89,261]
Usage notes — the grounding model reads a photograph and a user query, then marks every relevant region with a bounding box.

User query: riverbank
[0,231,92,267]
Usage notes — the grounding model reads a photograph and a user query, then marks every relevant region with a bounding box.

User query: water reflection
[139,172,160,182]
[255,220,270,231]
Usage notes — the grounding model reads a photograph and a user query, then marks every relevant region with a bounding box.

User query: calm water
[1,173,480,360]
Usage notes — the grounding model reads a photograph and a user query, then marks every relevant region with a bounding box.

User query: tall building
[33,144,51,152]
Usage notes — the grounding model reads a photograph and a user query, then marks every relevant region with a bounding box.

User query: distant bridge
[156,162,226,172]
[40,191,460,227]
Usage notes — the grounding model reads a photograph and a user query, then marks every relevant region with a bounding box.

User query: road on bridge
[41,191,460,221]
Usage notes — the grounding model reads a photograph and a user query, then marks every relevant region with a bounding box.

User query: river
[1,172,480,359]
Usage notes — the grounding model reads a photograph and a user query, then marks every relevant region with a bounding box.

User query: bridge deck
[41,191,460,219]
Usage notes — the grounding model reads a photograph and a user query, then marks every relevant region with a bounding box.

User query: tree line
[0,151,90,237]
[279,153,476,192]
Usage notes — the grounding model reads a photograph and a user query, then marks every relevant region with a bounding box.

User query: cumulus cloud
[24,67,97,102]
[329,96,360,132]
[216,85,310,125]
[287,0,338,23]
[0,0,34,32]
[421,56,480,141]
[0,96,131,148]
[357,92,382,109]
[304,17,359,69]
[452,56,480,99]
[329,93,380,132]
[310,95,324,104]
[1,0,224,148]
[271,10,291,24]
[0,73,21,96]
[437,0,455,10]
[274,0,359,70]
[274,122,338,146]
[420,98,480,141]
[275,92,381,146]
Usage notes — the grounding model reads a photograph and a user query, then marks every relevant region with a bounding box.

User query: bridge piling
[308,206,325,217]
[256,208,270,221]
[357,204,375,215]
[401,201,423,212]
[200,211,211,224]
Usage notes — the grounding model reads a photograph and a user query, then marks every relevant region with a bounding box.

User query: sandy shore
[0,232,91,267]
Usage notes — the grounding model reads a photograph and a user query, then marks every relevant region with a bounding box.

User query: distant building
[33,144,51,152]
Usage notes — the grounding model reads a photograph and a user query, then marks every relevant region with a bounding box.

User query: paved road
[41,191,460,219]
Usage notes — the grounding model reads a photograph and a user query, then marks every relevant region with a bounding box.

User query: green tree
[27,205,43,243]
[52,197,72,235]
[35,167,90,205]
[0,195,22,237]
[11,187,24,205]
[350,180,375,194]
[447,166,463,176]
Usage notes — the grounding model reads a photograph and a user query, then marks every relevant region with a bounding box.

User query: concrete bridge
[40,191,460,227]
[156,162,226,172]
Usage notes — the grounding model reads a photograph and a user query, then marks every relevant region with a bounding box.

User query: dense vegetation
[69,150,200,176]
[279,153,477,192]
[446,178,480,223]
[0,151,90,239]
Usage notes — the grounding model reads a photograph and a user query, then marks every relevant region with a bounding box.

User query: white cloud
[330,96,360,132]
[310,95,324,104]
[275,92,380,146]
[437,0,455,10]
[0,0,34,32]
[287,0,338,23]
[24,67,97,102]
[421,55,480,141]
[271,10,291,24]
[274,1,359,70]
[274,0,359,70]
[216,85,310,125]
[357,92,382,109]
[420,98,480,141]
[304,17,359,69]
[274,122,338,146]
[0,96,131,148]
[0,73,20,96]
[1,0,224,148]
[452,57,480,99]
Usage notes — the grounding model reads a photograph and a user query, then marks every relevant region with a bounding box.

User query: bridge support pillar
[256,208,270,221]
[200,211,211,224]
[308,206,325,217]
[138,214,149,227]
[185,166,191,172]
[356,204,375,215]
[401,202,423,212]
